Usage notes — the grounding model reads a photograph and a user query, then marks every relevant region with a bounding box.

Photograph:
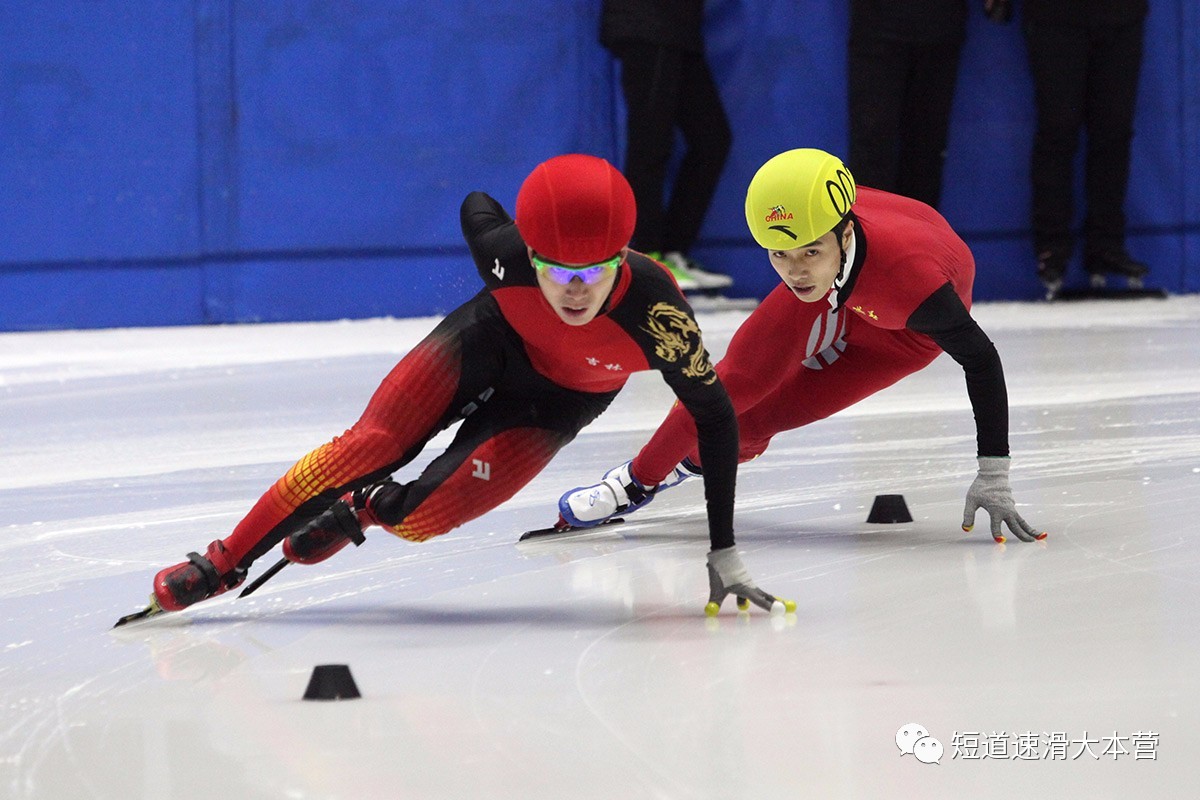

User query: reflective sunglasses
[530,252,622,285]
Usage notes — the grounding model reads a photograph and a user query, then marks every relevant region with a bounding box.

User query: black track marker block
[867,494,913,524]
[303,664,362,701]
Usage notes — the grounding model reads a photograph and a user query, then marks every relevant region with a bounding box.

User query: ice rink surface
[3,296,1199,799]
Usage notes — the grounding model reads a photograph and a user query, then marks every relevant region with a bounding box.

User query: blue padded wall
[1,0,1197,330]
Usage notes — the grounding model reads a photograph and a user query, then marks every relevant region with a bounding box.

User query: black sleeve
[660,368,739,551]
[906,282,1009,457]
[607,263,739,549]
[460,192,536,290]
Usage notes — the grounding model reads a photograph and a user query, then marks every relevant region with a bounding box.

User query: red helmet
[515,154,636,264]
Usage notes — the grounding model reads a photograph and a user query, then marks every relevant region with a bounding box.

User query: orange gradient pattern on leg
[272,338,460,510]
[386,427,563,542]
[223,336,461,563]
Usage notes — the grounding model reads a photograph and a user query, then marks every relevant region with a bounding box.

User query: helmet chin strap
[827,225,858,311]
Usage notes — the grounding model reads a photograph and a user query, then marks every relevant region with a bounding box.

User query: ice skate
[1052,248,1166,300]
[240,485,382,598]
[114,539,247,625]
[282,493,371,565]
[153,539,246,611]
[559,460,654,527]
[558,459,697,528]
[1085,248,1150,290]
[1036,249,1068,301]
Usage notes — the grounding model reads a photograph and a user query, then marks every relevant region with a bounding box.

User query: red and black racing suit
[220,191,739,570]
[631,186,1010,484]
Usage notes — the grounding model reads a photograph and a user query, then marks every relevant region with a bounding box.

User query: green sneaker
[644,250,700,291]
[663,251,733,290]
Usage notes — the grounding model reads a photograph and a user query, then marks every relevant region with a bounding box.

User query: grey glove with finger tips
[962,456,1046,543]
[705,547,796,617]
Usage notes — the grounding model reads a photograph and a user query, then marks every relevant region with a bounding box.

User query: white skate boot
[558,459,698,527]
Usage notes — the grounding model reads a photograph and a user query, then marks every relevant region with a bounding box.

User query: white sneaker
[663,251,734,291]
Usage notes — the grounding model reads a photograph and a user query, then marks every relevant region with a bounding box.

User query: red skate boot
[281,484,385,565]
[234,482,402,602]
[153,539,247,612]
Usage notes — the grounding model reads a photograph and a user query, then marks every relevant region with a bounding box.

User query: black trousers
[847,31,964,209]
[611,41,732,255]
[1023,16,1146,257]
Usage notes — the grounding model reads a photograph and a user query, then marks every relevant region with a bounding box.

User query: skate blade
[113,595,166,628]
[518,517,625,542]
[238,556,289,598]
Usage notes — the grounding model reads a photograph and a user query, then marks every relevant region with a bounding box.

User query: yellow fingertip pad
[704,602,720,617]
[962,524,973,532]
[736,598,750,611]
[784,599,797,613]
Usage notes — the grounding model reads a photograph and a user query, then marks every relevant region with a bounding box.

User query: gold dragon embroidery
[641,302,715,383]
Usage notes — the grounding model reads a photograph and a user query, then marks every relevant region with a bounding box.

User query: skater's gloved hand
[962,456,1046,543]
[705,547,796,617]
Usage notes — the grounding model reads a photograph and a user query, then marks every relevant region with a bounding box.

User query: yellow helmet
[744,148,856,249]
